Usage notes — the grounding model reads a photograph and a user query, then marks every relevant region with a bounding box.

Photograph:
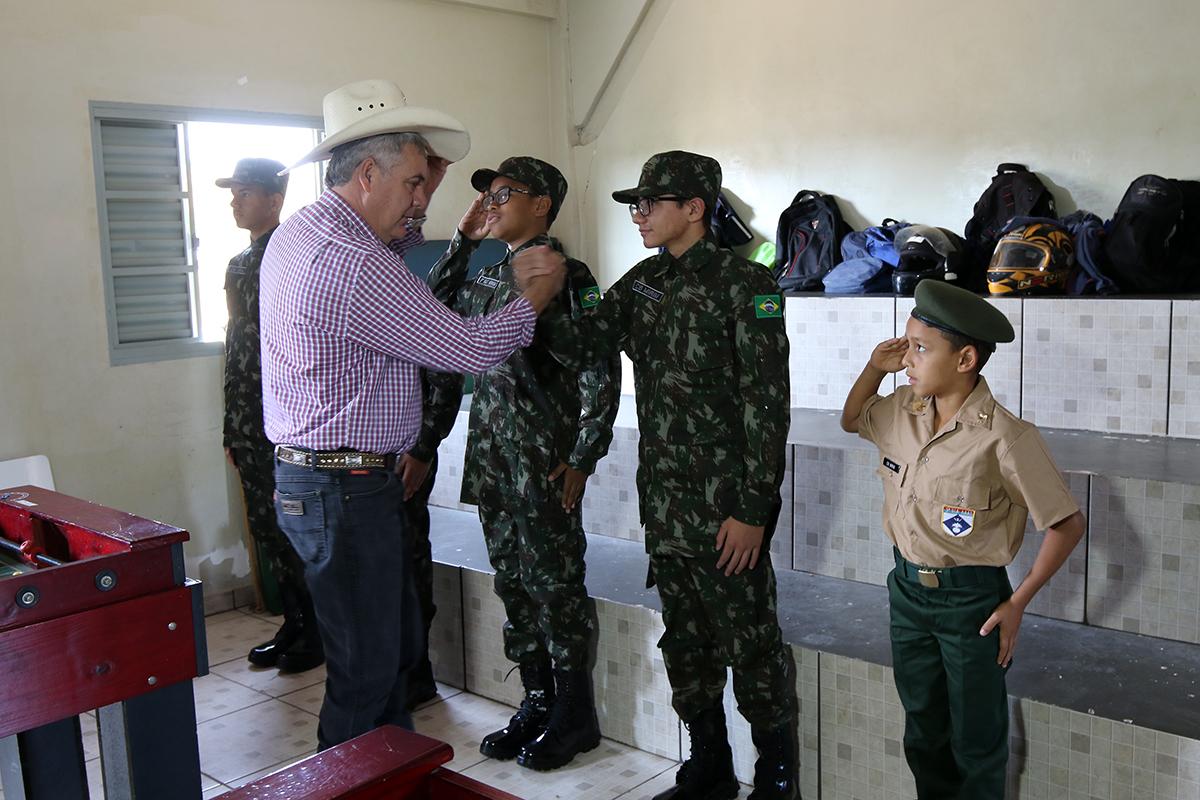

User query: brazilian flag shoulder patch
[754,294,783,319]
[579,285,601,308]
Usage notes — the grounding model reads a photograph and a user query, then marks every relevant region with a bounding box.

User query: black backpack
[710,191,753,249]
[1104,175,1200,293]
[773,190,851,291]
[963,163,1057,288]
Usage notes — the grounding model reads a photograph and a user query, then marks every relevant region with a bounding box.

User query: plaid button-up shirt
[260,190,536,454]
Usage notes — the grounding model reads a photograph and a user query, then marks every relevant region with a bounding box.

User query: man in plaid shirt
[260,80,566,749]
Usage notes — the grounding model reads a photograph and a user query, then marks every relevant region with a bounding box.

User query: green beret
[912,280,1015,345]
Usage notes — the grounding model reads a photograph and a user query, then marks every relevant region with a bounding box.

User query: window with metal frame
[89,102,322,366]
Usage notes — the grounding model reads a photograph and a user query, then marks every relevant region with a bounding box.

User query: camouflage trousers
[475,453,596,672]
[650,551,796,729]
[230,440,309,611]
[404,454,438,676]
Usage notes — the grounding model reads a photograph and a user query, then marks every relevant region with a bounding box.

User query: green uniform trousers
[888,560,1013,800]
[651,551,795,729]
[475,448,595,672]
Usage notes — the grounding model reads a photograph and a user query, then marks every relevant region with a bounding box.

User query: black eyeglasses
[628,196,685,218]
[483,186,536,208]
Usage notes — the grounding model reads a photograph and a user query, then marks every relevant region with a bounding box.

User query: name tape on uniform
[476,275,501,290]
[632,280,664,302]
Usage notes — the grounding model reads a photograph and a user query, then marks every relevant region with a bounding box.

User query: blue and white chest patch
[476,274,501,290]
[941,505,975,537]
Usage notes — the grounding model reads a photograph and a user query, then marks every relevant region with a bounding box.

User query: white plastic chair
[0,455,55,491]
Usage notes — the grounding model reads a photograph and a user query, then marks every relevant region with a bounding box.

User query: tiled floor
[3,608,753,800]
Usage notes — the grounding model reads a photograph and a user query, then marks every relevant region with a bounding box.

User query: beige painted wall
[0,0,558,593]
[568,0,1200,287]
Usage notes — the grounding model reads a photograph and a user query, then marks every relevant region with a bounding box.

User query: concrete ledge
[430,506,1200,741]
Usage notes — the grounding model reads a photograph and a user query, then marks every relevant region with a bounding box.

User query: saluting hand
[549,462,587,511]
[458,192,492,241]
[715,517,764,576]
[979,596,1027,668]
[869,337,909,374]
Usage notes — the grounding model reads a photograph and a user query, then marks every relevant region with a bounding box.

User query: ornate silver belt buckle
[344,453,364,468]
[917,569,940,588]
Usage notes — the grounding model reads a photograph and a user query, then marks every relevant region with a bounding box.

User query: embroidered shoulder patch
[579,285,601,308]
[754,294,783,318]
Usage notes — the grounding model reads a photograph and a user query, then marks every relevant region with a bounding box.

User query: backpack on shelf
[773,189,852,291]
[1060,210,1120,296]
[823,219,909,294]
[962,163,1057,289]
[1104,175,1200,293]
[710,191,754,249]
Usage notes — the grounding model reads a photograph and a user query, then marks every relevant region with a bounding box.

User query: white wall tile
[1023,299,1171,435]
[787,297,896,411]
[1169,300,1200,439]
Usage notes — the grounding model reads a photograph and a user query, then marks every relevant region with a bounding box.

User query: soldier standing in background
[426,157,621,770]
[220,158,324,673]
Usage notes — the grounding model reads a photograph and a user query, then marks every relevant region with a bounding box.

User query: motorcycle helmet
[892,225,966,296]
[987,219,1074,296]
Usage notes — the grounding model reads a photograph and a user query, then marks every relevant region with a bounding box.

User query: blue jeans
[273,462,421,749]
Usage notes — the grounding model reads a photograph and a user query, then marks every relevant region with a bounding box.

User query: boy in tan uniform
[841,280,1085,799]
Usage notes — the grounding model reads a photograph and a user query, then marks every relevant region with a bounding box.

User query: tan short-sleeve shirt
[857,376,1079,568]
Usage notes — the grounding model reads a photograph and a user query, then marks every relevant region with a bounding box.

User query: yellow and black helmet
[987,219,1074,296]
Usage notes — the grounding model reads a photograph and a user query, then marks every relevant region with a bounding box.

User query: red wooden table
[0,485,207,799]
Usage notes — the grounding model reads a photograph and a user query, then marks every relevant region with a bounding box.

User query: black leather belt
[893,548,1006,589]
[275,445,396,471]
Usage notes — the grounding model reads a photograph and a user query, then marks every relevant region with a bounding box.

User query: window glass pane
[185,121,322,342]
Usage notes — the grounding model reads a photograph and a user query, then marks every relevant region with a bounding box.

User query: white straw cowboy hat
[283,79,470,174]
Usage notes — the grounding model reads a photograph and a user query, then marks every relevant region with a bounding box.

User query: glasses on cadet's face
[628,196,685,218]
[483,186,536,208]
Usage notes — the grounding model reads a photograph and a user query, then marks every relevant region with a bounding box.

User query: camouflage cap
[912,279,1015,345]
[215,158,289,194]
[472,156,568,224]
[611,150,721,214]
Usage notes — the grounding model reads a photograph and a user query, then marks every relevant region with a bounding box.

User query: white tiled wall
[429,410,474,512]
[593,600,681,761]
[1007,472,1090,623]
[787,297,896,410]
[1169,301,1200,439]
[429,563,465,688]
[581,426,644,544]
[792,445,890,585]
[1087,477,1200,644]
[1022,299,1172,435]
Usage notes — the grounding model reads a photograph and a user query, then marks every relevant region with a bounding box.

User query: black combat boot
[516,668,602,770]
[248,581,309,667]
[747,723,800,800]
[480,657,555,760]
[275,586,325,673]
[247,618,299,668]
[652,705,739,800]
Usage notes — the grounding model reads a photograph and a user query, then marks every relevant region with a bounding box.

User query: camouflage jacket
[424,232,621,504]
[223,227,277,449]
[542,237,789,557]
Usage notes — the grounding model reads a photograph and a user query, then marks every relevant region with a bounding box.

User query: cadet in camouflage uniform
[424,157,620,771]
[520,151,800,800]
[220,158,323,673]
